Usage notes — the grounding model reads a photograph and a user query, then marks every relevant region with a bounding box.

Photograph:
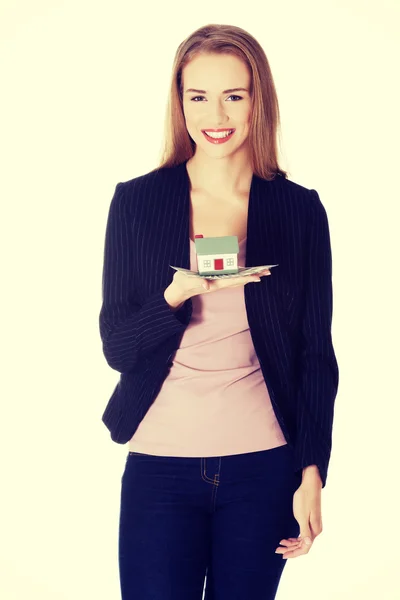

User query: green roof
[194,236,239,255]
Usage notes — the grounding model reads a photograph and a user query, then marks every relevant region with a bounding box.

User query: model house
[193,234,240,276]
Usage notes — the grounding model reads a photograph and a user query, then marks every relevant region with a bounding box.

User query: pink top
[128,237,287,456]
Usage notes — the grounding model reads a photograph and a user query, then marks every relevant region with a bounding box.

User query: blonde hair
[151,23,288,181]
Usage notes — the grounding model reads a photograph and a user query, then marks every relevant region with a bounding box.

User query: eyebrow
[184,87,249,94]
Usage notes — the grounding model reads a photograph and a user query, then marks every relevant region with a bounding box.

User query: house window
[226,258,234,266]
[203,260,212,267]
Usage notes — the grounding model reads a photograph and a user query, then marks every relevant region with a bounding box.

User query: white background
[1,1,399,598]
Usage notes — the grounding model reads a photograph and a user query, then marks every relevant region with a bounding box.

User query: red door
[214,258,224,270]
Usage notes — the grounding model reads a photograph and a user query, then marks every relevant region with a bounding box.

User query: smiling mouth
[203,129,235,137]
[202,129,235,143]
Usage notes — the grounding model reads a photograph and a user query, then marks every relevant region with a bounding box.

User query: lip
[201,128,234,132]
[202,128,235,144]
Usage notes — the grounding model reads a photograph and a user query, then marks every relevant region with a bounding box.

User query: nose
[208,100,228,123]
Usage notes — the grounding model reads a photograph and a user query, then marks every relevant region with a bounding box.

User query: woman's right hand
[171,268,271,300]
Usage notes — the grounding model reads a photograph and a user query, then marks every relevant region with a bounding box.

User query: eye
[190,95,243,102]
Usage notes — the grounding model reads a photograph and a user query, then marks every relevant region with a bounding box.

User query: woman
[99,23,339,600]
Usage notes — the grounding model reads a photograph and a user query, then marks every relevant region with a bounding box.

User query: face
[181,53,252,158]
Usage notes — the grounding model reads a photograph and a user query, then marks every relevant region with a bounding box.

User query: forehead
[182,53,250,88]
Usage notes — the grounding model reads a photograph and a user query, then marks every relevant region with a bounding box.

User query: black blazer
[99,160,339,488]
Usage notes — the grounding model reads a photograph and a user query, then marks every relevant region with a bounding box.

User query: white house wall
[198,252,238,270]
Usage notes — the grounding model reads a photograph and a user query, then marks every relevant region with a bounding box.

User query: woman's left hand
[275,477,323,559]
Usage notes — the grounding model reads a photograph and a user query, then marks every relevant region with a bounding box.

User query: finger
[283,537,313,559]
[278,539,301,547]
[275,543,301,553]
[275,541,301,554]
[283,539,313,558]
[282,546,310,559]
[275,546,301,555]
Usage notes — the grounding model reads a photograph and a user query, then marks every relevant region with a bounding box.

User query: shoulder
[273,174,318,202]
[118,165,173,195]
[113,165,175,212]
[269,174,327,220]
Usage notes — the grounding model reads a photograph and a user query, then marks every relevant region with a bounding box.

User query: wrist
[164,282,188,312]
[302,465,322,486]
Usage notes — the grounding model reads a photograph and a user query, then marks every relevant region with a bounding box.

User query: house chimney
[194,234,204,239]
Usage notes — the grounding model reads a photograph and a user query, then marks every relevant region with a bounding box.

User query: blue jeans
[119,442,301,600]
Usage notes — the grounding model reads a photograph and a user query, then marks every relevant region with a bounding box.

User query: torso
[188,177,251,245]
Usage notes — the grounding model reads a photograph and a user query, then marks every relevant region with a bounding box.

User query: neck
[186,152,253,197]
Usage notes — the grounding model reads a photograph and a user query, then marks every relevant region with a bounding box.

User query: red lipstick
[202,128,235,144]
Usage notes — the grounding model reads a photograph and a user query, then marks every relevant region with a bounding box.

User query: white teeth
[204,130,234,139]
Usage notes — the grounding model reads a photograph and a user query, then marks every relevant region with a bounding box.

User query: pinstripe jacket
[99,160,339,488]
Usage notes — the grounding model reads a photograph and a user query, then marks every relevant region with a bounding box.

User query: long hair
[151,23,288,181]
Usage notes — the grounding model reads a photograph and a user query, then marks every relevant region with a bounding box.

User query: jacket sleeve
[293,189,339,489]
[99,182,191,373]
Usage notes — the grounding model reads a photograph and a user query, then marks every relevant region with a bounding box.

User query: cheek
[184,110,200,129]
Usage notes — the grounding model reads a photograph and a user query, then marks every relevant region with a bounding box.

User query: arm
[293,189,339,489]
[99,183,191,373]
